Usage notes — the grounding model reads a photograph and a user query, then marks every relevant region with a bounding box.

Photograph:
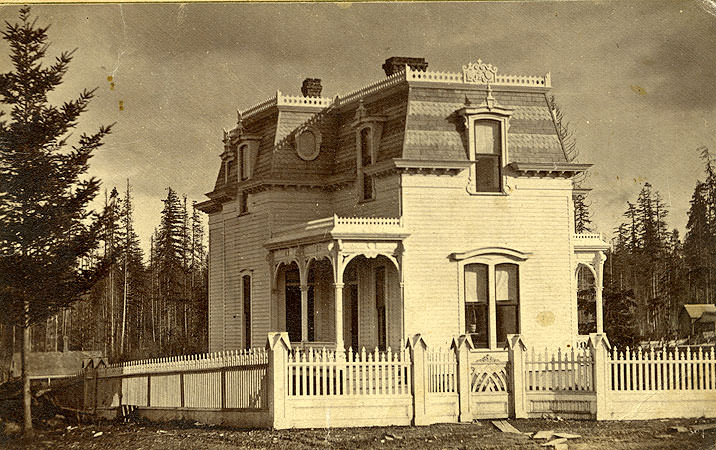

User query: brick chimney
[382,57,428,76]
[301,78,323,97]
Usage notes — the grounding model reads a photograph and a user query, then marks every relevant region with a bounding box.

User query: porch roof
[573,233,610,252]
[265,215,409,250]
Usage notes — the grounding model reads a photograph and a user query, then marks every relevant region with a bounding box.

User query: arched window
[455,248,527,349]
[577,265,596,335]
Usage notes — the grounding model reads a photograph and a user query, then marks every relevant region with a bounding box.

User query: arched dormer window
[458,103,514,194]
[452,247,529,349]
[239,144,250,181]
[352,100,385,203]
[359,127,374,201]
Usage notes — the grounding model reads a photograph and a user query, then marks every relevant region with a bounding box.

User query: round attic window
[296,129,321,161]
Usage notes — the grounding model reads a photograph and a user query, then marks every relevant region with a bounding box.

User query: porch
[265,215,409,352]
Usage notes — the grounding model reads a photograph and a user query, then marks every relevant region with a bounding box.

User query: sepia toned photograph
[0,1,715,448]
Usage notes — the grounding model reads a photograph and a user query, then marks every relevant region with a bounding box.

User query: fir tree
[0,8,112,434]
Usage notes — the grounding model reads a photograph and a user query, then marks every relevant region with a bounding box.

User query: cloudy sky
[1,1,715,254]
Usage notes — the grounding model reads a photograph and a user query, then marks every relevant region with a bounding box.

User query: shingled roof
[203,58,579,205]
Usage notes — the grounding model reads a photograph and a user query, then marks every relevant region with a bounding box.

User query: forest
[0,183,208,363]
[600,147,716,348]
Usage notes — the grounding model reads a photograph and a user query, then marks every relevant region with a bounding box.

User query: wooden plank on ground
[491,420,522,434]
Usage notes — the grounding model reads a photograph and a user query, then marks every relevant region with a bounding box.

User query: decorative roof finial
[485,83,496,110]
[354,99,367,121]
[235,109,244,135]
[222,128,229,144]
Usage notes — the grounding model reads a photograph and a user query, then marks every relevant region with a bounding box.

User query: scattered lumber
[491,419,522,434]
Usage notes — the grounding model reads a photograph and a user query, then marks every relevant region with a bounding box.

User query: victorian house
[197,57,609,354]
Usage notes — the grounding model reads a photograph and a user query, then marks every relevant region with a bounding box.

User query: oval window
[296,130,320,161]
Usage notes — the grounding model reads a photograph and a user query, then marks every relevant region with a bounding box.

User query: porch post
[300,284,309,342]
[334,283,345,350]
[594,253,606,334]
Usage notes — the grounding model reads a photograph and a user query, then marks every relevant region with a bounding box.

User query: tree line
[3,184,209,362]
[603,147,716,346]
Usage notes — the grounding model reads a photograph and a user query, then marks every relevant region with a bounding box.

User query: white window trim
[453,248,528,350]
[458,106,514,195]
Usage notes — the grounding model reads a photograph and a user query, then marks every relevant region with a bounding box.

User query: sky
[0,1,715,255]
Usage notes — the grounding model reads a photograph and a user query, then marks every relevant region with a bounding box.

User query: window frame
[239,191,249,215]
[241,272,252,349]
[357,125,377,202]
[454,248,528,350]
[458,106,513,195]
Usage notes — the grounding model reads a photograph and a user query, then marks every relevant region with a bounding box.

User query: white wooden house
[197,57,610,354]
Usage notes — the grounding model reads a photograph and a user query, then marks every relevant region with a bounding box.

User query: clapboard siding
[331,174,401,218]
[208,214,225,352]
[264,189,334,230]
[401,172,575,348]
[235,191,272,349]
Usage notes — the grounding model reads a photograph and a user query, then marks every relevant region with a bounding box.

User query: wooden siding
[206,192,273,351]
[330,174,401,218]
[400,172,576,348]
[208,211,227,352]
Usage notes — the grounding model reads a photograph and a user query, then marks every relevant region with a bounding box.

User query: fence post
[266,332,291,430]
[589,333,611,420]
[82,361,94,412]
[407,334,429,425]
[450,335,473,422]
[506,334,528,419]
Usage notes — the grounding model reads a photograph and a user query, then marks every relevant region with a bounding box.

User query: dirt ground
[1,417,716,450]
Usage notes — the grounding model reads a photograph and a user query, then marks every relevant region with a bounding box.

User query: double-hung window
[455,248,527,349]
[458,104,513,194]
[474,120,502,192]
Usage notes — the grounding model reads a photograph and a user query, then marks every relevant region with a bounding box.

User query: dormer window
[474,119,502,192]
[359,127,374,201]
[352,101,385,203]
[225,159,234,184]
[239,144,250,181]
[458,102,514,195]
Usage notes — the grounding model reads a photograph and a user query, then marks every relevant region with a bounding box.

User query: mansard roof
[200,59,586,210]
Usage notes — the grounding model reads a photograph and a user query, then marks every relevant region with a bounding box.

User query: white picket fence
[71,334,716,428]
[103,349,268,410]
[426,349,457,394]
[286,346,412,396]
[610,346,716,391]
[526,347,594,392]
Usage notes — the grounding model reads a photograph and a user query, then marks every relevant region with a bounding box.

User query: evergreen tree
[156,187,187,354]
[118,179,144,357]
[574,193,592,233]
[0,8,112,434]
